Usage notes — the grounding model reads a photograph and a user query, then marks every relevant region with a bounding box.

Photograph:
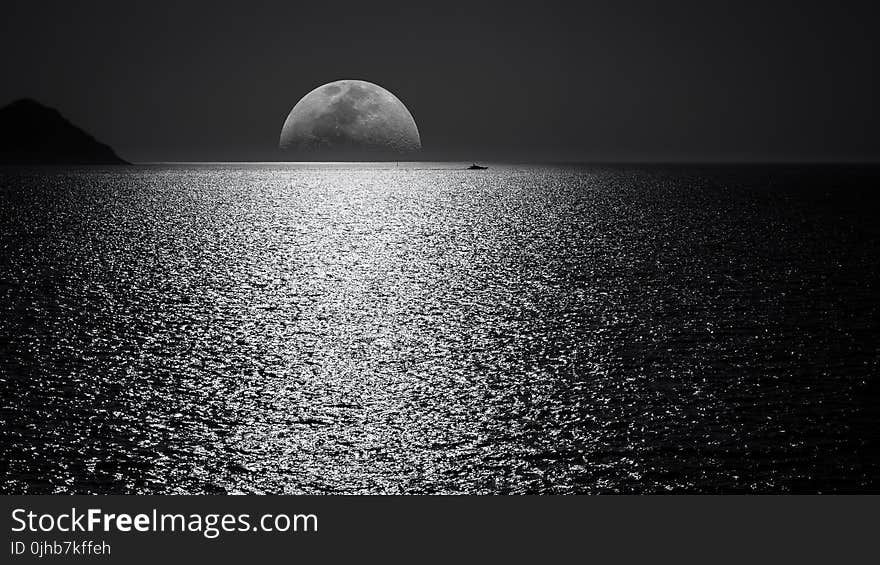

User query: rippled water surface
[1,164,879,493]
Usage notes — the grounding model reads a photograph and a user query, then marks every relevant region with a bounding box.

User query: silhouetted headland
[0,99,127,165]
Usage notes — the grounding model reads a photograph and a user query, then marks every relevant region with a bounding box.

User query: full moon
[279,79,421,160]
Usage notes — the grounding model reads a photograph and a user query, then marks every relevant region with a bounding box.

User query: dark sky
[2,0,878,162]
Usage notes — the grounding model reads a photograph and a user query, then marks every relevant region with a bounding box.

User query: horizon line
[129,159,880,166]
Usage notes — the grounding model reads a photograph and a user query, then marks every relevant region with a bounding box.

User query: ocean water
[1,163,878,494]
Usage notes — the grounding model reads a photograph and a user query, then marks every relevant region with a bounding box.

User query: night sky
[2,0,878,163]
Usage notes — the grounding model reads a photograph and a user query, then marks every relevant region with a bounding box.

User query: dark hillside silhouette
[0,99,127,164]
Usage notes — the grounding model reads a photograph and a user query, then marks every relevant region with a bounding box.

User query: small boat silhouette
[467,163,488,170]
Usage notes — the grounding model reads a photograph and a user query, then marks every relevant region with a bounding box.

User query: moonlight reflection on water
[1,164,878,493]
